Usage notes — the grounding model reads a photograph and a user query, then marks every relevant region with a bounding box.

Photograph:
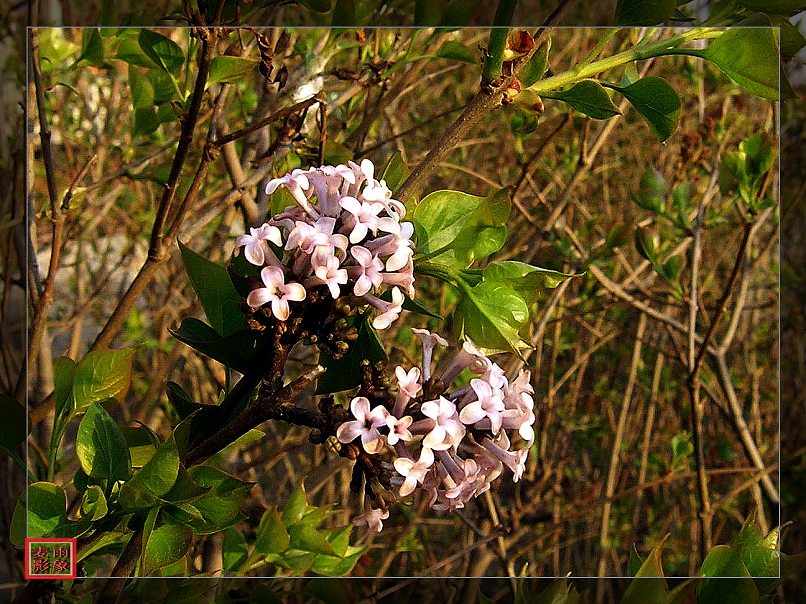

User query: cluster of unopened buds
[235,159,414,330]
[337,330,536,532]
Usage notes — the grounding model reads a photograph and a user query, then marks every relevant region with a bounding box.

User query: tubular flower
[334,330,536,530]
[235,160,415,329]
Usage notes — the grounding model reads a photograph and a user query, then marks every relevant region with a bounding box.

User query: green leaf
[72,348,134,412]
[309,548,364,576]
[182,466,250,533]
[53,357,76,420]
[735,0,806,13]
[80,485,108,521]
[633,169,666,214]
[299,0,332,12]
[129,64,154,110]
[455,281,530,354]
[482,261,582,306]
[520,39,551,88]
[75,28,105,67]
[282,482,309,527]
[542,80,621,120]
[698,545,761,603]
[773,16,806,60]
[380,151,410,194]
[533,576,583,604]
[122,425,159,468]
[620,539,668,604]
[437,40,478,64]
[115,33,157,68]
[614,0,676,25]
[700,28,781,101]
[289,524,337,557]
[165,381,206,421]
[142,513,194,576]
[610,77,680,142]
[11,482,90,546]
[414,0,443,25]
[127,435,180,497]
[76,402,131,481]
[169,318,261,374]
[179,241,247,337]
[441,0,483,25]
[162,465,211,503]
[255,508,291,555]
[208,56,259,86]
[317,312,386,394]
[223,526,248,572]
[413,188,511,269]
[0,394,26,461]
[303,578,350,603]
[138,29,185,74]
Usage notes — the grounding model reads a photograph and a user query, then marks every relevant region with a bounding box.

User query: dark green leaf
[331,0,356,26]
[620,539,668,604]
[208,56,259,86]
[542,80,621,120]
[183,466,250,532]
[223,526,248,572]
[75,29,104,67]
[773,16,806,59]
[138,29,185,74]
[610,77,680,141]
[414,0,443,25]
[698,545,760,603]
[413,188,511,269]
[11,482,90,545]
[303,577,350,603]
[179,241,246,337]
[169,318,261,374]
[441,0,483,25]
[53,356,76,420]
[533,576,583,604]
[76,402,131,481]
[115,35,157,68]
[455,281,530,354]
[700,28,781,101]
[633,169,666,214]
[437,40,478,64]
[127,435,180,497]
[0,394,26,460]
[614,0,676,25]
[72,348,134,412]
[735,0,806,13]
[299,0,332,12]
[165,381,207,421]
[317,312,385,394]
[162,465,211,503]
[142,513,193,576]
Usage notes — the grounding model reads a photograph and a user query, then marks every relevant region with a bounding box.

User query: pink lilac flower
[236,223,283,266]
[336,396,390,454]
[420,397,466,452]
[348,246,384,297]
[363,287,404,330]
[394,446,435,497]
[339,196,383,244]
[480,432,529,482]
[265,169,318,219]
[459,378,506,434]
[411,328,449,381]
[246,266,306,320]
[309,254,348,299]
[385,414,413,446]
[352,501,389,533]
[393,366,422,416]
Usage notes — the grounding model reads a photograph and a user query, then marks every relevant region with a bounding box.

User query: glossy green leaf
[76,402,131,481]
[138,29,184,74]
[698,545,761,603]
[165,381,206,421]
[437,40,478,64]
[610,77,680,141]
[80,485,108,521]
[620,539,668,604]
[317,312,385,394]
[735,0,806,13]
[289,524,338,557]
[309,548,364,576]
[281,483,309,527]
[179,241,246,337]
[413,188,511,269]
[614,0,676,25]
[208,56,259,86]
[700,28,781,101]
[183,466,250,532]
[142,513,193,576]
[169,318,261,374]
[162,465,211,503]
[11,482,90,545]
[455,281,530,354]
[255,508,291,555]
[115,33,157,68]
[127,435,180,497]
[122,425,159,468]
[53,356,76,420]
[75,28,104,67]
[773,16,806,59]
[72,348,134,412]
[482,261,582,306]
[542,80,621,120]
[0,394,26,461]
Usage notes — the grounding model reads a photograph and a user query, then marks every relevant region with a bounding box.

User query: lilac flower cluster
[337,330,536,532]
[235,159,414,329]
